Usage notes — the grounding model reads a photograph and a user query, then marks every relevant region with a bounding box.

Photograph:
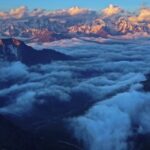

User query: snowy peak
[0,6,28,19]
[129,7,150,23]
[102,4,124,17]
[67,6,90,15]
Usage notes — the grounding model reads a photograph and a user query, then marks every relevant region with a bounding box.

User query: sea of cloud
[0,38,150,150]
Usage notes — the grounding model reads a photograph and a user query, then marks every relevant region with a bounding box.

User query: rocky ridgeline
[0,38,73,65]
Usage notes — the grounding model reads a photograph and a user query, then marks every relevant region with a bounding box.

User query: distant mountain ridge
[0,5,150,42]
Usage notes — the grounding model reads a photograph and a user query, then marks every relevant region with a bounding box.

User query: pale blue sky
[0,0,150,11]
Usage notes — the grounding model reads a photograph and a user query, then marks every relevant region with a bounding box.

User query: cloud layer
[0,37,150,149]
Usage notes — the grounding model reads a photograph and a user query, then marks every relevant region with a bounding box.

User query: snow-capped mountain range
[1,5,150,42]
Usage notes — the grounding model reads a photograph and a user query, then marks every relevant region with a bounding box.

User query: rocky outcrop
[0,114,37,150]
[0,114,81,150]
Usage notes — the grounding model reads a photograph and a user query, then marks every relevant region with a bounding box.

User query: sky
[0,0,150,11]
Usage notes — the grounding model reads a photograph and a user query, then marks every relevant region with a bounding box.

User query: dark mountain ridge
[0,38,73,65]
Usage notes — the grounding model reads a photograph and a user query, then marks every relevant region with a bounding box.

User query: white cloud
[0,62,28,81]
[70,91,150,150]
